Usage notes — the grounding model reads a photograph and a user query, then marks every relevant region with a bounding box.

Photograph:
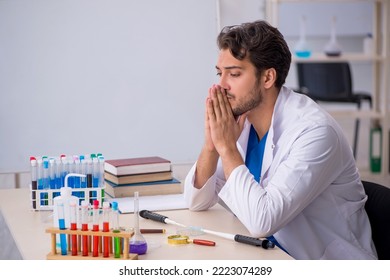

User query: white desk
[0,188,292,260]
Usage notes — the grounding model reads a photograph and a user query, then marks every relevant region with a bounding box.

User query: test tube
[102,202,110,258]
[81,200,89,256]
[98,155,105,187]
[92,200,99,257]
[49,158,56,190]
[70,201,78,256]
[92,157,99,200]
[98,155,105,200]
[60,155,68,188]
[57,202,68,255]
[111,201,121,258]
[68,157,75,188]
[30,158,37,209]
[42,159,49,205]
[92,157,99,188]
[74,157,81,189]
[80,155,86,189]
[37,158,43,206]
[54,158,62,197]
[86,158,93,203]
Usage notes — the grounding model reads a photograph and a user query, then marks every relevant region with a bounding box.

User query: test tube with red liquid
[81,200,89,256]
[92,200,100,257]
[70,200,78,256]
[102,201,110,258]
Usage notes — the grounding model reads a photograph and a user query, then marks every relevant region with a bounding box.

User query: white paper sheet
[105,193,188,214]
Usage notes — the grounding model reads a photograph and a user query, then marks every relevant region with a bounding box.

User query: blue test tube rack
[29,154,106,211]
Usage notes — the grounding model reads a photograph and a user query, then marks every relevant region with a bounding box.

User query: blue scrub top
[245,125,287,253]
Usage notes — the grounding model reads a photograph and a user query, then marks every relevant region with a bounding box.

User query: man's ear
[263,68,277,89]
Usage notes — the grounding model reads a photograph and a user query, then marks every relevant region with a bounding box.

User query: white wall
[0,0,268,174]
[0,0,219,172]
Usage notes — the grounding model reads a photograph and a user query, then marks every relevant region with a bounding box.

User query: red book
[104,156,171,176]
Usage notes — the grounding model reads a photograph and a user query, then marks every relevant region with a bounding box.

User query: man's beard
[230,81,263,118]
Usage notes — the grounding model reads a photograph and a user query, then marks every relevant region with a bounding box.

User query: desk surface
[0,188,292,260]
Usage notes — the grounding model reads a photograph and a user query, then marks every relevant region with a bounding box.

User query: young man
[184,20,377,260]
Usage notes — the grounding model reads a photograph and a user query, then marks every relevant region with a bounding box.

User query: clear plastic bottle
[53,174,81,228]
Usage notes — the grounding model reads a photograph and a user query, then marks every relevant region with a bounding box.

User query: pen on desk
[140,229,166,234]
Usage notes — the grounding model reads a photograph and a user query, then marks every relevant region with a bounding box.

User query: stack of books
[103,156,182,198]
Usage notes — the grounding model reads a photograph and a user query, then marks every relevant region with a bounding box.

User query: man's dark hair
[217,20,291,89]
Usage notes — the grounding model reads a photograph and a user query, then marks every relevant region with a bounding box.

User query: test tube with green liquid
[111,202,121,258]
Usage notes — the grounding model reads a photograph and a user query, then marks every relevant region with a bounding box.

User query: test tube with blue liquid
[92,157,99,200]
[49,158,56,190]
[57,201,68,255]
[37,158,43,206]
[80,155,86,187]
[67,157,75,188]
[60,155,68,188]
[86,158,93,204]
[98,155,105,200]
[42,158,50,205]
[73,156,81,198]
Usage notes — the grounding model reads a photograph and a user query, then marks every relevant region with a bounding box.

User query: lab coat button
[271,144,275,149]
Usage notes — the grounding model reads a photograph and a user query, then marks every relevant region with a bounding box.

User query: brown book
[104,178,182,198]
[104,156,171,176]
[104,171,173,185]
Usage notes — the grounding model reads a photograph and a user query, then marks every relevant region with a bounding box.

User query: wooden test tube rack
[45,227,138,260]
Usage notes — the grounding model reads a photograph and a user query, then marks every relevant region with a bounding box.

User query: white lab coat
[184,86,377,260]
